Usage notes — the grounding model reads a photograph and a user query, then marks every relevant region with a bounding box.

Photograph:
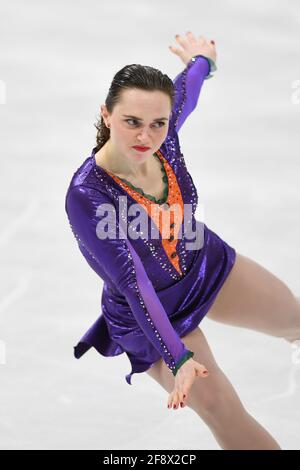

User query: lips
[133,146,150,152]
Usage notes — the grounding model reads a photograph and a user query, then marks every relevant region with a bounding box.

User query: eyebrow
[122,114,169,121]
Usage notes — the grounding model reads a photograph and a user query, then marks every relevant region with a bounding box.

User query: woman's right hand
[167,358,209,409]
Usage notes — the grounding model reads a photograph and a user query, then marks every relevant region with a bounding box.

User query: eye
[125,118,139,126]
[125,119,165,128]
[153,121,166,128]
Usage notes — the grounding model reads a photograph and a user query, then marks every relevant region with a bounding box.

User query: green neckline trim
[117,153,169,204]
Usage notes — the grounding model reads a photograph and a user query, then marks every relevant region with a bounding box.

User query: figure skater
[65,31,300,450]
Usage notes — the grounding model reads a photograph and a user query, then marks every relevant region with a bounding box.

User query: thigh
[146,327,245,418]
[206,252,300,339]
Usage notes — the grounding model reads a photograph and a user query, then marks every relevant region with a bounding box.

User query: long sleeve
[170,54,217,134]
[65,184,194,378]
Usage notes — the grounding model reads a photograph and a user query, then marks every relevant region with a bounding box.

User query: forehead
[116,88,171,113]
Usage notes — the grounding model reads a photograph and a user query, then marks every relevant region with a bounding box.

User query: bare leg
[199,368,281,450]
[285,297,300,343]
[215,412,282,450]
[206,252,300,343]
[146,327,281,450]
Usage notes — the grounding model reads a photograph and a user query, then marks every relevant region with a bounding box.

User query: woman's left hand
[169,31,217,67]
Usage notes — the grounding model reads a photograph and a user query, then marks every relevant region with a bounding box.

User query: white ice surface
[0,0,299,450]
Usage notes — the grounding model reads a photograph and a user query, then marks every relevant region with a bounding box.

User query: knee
[284,334,300,346]
[283,324,300,344]
[188,374,245,427]
[199,388,236,423]
[279,297,300,343]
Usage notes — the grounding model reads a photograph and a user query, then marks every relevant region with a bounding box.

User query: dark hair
[93,63,175,152]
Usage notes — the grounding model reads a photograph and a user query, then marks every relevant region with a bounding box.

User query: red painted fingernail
[173,404,176,409]
[180,402,183,407]
[183,395,186,398]
[211,40,215,44]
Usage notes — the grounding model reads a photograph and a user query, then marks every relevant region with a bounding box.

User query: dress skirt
[73,222,236,385]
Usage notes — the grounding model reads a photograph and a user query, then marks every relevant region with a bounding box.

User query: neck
[103,139,152,179]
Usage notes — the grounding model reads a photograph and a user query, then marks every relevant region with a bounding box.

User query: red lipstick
[132,146,150,152]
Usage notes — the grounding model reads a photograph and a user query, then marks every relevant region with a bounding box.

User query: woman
[65,32,300,449]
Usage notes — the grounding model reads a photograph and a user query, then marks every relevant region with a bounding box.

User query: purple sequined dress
[65,55,236,385]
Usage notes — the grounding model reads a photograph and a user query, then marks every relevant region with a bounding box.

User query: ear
[100,104,106,115]
[100,104,110,125]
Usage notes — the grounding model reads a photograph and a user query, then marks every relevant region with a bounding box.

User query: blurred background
[0,0,299,450]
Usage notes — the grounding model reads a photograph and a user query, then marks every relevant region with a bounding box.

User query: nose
[137,127,151,143]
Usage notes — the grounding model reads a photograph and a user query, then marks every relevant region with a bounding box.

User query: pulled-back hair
[93,63,175,152]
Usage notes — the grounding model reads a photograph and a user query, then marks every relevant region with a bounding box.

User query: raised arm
[168,32,217,133]
[65,185,195,382]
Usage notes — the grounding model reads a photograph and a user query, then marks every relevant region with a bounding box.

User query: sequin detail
[172,54,215,132]
[65,185,181,377]
[102,149,185,276]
